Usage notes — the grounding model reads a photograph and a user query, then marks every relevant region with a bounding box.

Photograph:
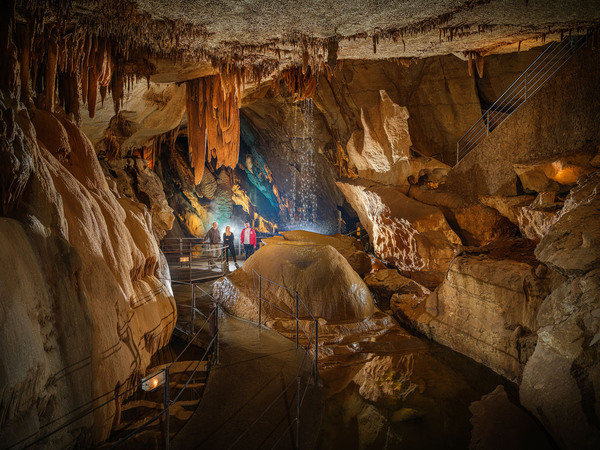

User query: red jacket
[240,227,256,246]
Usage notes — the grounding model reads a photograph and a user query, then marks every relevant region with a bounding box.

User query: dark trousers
[225,244,237,263]
[244,244,254,259]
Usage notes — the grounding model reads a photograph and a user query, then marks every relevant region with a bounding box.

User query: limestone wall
[0,91,176,447]
[447,45,600,197]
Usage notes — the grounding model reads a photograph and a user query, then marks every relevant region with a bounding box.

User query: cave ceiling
[17,0,600,83]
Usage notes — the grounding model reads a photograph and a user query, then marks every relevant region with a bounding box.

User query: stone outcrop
[345,89,449,186]
[520,172,600,450]
[213,240,375,323]
[0,93,175,447]
[513,153,596,194]
[391,240,558,382]
[82,80,186,158]
[102,157,175,240]
[337,180,460,287]
[534,172,600,276]
[364,268,430,312]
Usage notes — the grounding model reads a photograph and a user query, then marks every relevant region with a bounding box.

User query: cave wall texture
[0,6,176,447]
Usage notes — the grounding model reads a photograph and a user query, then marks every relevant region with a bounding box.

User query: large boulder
[213,241,376,323]
[520,172,600,450]
[336,180,460,287]
[520,270,600,450]
[469,385,553,450]
[263,230,372,276]
[513,153,596,194]
[535,172,600,276]
[392,240,559,382]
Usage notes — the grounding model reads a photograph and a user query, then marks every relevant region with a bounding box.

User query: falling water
[287,99,318,229]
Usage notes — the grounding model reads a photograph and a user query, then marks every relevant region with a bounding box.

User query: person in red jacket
[240,221,256,259]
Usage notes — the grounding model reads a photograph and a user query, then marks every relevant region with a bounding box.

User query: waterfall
[288,99,318,229]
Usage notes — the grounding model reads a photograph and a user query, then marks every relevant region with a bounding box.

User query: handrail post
[456,140,459,165]
[314,319,319,385]
[164,367,170,449]
[295,292,299,350]
[214,303,219,364]
[258,276,262,327]
[296,376,301,450]
[188,247,192,283]
[191,283,195,335]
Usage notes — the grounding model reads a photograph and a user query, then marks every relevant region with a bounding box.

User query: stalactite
[185,74,240,184]
[281,65,317,101]
[15,23,31,103]
[111,60,124,115]
[467,51,473,76]
[81,32,90,104]
[475,52,484,78]
[185,77,206,185]
[87,61,99,118]
[43,28,58,111]
[57,70,81,122]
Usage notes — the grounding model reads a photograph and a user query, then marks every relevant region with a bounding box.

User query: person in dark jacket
[223,226,238,268]
[204,222,221,266]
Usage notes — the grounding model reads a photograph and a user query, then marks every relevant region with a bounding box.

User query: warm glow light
[179,256,190,262]
[142,370,166,391]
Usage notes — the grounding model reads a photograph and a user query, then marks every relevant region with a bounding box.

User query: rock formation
[214,240,375,323]
[3,1,600,448]
[0,10,176,445]
[337,180,461,287]
[520,172,600,450]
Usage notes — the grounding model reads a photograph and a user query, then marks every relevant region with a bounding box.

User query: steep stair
[456,34,588,165]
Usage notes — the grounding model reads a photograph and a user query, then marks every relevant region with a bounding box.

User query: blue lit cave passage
[2,2,600,450]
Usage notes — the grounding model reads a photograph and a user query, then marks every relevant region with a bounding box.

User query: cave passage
[1,1,600,449]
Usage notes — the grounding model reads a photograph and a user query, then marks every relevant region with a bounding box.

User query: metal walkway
[170,284,323,450]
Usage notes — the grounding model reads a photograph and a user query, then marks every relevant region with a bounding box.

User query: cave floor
[170,281,323,450]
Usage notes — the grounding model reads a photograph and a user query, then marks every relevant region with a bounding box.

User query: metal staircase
[456,35,587,165]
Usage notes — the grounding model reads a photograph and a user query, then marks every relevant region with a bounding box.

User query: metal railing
[456,34,587,164]
[111,279,221,449]
[160,238,228,282]
[252,270,320,385]
[7,280,218,450]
